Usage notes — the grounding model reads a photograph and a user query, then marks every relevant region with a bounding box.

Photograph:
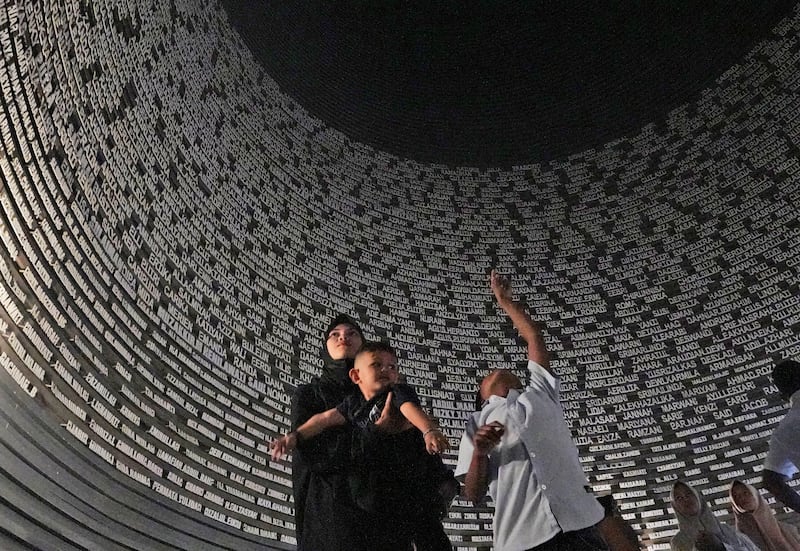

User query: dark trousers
[412,513,452,551]
[357,512,452,551]
[526,525,608,551]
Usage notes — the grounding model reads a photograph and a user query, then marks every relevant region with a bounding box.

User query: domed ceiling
[222,0,797,167]
[3,0,800,548]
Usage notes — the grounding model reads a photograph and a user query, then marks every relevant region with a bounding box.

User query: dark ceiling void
[222,1,798,168]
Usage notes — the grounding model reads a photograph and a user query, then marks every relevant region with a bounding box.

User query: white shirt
[455,360,603,551]
[764,388,800,477]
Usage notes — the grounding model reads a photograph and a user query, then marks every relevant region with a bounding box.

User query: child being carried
[271,340,455,551]
[271,341,449,459]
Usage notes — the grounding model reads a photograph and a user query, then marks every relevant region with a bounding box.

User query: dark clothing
[336,383,421,430]
[291,350,364,551]
[291,316,451,550]
[346,385,453,551]
[525,526,609,551]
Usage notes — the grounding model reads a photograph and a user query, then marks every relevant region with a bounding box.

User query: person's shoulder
[774,408,800,434]
[294,380,318,393]
[392,382,420,402]
[293,380,322,401]
[340,391,362,408]
[393,382,417,394]
[527,358,553,377]
[526,358,558,389]
[782,403,800,421]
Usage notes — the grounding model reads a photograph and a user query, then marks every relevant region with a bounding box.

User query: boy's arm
[371,392,409,434]
[463,421,504,503]
[297,408,347,440]
[399,401,450,454]
[270,408,346,460]
[491,270,551,375]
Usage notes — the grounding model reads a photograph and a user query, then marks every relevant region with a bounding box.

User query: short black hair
[773,359,800,398]
[357,340,396,358]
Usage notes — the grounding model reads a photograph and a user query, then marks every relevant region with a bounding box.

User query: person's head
[350,341,398,400]
[671,481,725,551]
[324,314,364,361]
[478,369,523,405]
[671,482,700,517]
[730,480,758,513]
[772,359,800,401]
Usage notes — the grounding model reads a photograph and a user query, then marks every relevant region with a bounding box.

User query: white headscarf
[730,480,800,551]
[670,481,760,551]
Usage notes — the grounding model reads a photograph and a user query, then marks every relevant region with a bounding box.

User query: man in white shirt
[762,359,800,514]
[455,271,606,551]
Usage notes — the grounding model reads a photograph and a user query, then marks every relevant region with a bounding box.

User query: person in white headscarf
[729,480,800,551]
[670,481,759,551]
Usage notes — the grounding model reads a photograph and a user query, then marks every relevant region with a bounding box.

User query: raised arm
[763,469,800,514]
[490,270,551,373]
[271,407,346,460]
[399,401,450,454]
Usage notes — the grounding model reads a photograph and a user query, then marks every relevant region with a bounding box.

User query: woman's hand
[269,432,298,461]
[424,429,450,454]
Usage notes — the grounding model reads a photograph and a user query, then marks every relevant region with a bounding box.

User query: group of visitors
[669,358,800,551]
[670,478,800,551]
[268,271,800,551]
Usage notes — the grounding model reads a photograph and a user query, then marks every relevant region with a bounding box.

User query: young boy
[272,341,454,550]
[456,271,606,551]
[271,341,449,459]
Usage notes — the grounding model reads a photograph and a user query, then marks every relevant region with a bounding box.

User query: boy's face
[350,350,399,397]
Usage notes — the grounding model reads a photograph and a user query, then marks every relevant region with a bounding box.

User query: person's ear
[349,367,361,384]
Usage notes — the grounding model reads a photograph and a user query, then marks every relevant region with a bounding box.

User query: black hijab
[291,313,367,550]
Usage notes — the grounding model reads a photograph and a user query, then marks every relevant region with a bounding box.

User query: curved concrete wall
[2,0,800,549]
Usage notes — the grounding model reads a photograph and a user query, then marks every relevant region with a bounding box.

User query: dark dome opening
[222,0,797,167]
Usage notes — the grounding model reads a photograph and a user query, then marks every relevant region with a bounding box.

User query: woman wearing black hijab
[290,314,365,551]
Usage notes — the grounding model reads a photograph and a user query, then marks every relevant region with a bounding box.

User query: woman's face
[325,324,363,360]
[731,482,757,512]
[673,484,700,517]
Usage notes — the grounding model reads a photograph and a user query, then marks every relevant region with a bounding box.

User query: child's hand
[490,269,513,304]
[374,392,408,434]
[424,428,450,454]
[270,432,298,461]
[474,421,504,456]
